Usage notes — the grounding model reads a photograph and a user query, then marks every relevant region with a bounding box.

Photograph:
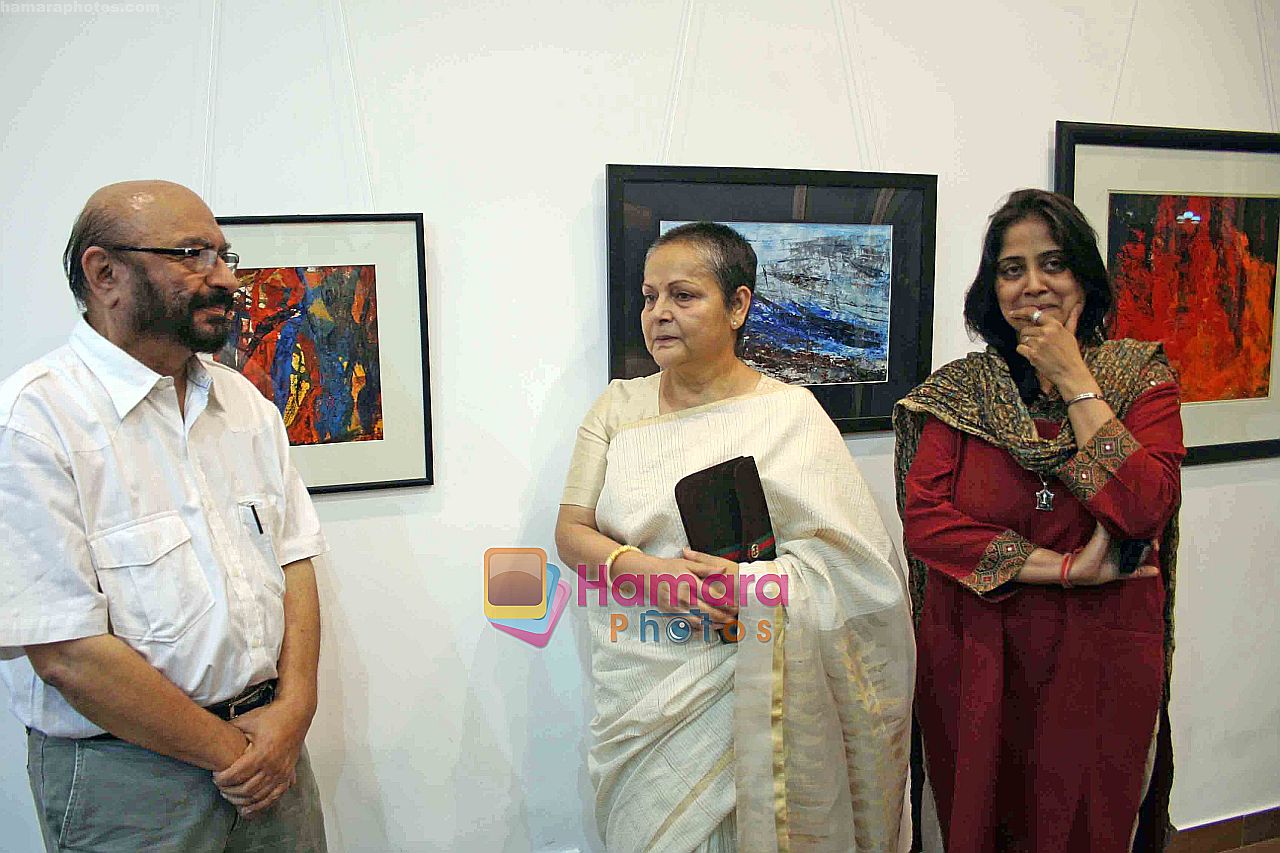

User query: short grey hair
[63,204,125,309]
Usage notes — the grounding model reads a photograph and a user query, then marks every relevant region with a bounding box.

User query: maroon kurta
[904,380,1183,852]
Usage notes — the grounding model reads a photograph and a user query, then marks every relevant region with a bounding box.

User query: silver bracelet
[1065,391,1103,406]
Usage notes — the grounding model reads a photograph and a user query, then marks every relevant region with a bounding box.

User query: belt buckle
[226,683,265,720]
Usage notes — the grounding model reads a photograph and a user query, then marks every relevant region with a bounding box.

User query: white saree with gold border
[587,381,914,852]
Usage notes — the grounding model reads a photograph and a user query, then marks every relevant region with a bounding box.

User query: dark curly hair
[963,189,1114,401]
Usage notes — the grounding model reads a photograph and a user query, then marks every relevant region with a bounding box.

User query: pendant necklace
[1034,473,1055,512]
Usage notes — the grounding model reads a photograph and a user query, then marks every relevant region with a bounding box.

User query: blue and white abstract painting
[662,221,892,384]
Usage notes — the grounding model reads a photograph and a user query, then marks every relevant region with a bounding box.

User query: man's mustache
[191,291,236,311]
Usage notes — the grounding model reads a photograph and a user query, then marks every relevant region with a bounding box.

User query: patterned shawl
[891,337,1182,852]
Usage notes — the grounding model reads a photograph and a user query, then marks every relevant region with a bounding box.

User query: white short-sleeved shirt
[0,320,327,737]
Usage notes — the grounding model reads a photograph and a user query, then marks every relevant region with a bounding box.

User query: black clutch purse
[1116,538,1149,575]
[674,456,777,642]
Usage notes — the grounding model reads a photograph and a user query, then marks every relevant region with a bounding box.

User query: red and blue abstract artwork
[216,265,383,446]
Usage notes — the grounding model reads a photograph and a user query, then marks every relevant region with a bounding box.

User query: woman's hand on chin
[1014,303,1096,396]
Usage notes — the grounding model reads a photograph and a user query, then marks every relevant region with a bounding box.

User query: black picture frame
[1054,121,1280,465]
[607,164,937,432]
[216,213,433,493]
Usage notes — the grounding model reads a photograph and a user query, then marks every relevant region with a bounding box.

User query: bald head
[63,180,216,308]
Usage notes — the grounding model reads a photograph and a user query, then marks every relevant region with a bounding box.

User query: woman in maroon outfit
[893,189,1184,852]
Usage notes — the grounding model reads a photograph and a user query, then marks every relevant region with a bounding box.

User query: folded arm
[904,378,1183,595]
[556,504,737,623]
[25,635,247,770]
[903,418,1041,596]
[1053,376,1184,540]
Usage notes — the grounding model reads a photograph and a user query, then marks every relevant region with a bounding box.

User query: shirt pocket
[88,512,214,643]
[238,495,286,598]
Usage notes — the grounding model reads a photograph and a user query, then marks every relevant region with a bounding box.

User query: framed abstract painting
[606,164,937,432]
[215,213,433,492]
[1055,121,1280,464]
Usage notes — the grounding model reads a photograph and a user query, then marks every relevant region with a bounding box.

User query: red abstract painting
[215,265,383,446]
[1107,193,1278,403]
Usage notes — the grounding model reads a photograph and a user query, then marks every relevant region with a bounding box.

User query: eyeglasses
[108,245,239,273]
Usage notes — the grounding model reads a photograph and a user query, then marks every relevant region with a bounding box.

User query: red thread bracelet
[1060,550,1075,588]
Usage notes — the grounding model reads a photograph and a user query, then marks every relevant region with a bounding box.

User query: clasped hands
[612,547,741,629]
[212,700,309,818]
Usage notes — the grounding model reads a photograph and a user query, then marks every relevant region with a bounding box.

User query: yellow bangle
[605,544,640,576]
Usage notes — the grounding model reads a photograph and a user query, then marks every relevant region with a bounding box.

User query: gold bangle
[605,544,640,576]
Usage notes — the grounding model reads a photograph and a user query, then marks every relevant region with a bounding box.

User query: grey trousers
[26,729,327,853]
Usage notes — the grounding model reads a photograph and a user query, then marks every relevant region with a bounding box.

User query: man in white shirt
[0,180,328,851]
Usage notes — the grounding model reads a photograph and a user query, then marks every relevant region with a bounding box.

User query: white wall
[1,1,1277,850]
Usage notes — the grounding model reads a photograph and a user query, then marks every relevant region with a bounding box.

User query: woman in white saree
[556,223,914,853]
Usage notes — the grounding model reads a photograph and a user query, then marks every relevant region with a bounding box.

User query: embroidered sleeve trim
[960,530,1033,594]
[1056,418,1140,503]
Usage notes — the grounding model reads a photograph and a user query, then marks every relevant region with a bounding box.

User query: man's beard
[129,269,234,353]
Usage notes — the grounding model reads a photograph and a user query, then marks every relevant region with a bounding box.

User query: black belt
[205,679,276,721]
[81,679,277,741]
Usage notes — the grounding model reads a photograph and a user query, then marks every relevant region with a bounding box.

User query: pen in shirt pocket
[250,504,264,534]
